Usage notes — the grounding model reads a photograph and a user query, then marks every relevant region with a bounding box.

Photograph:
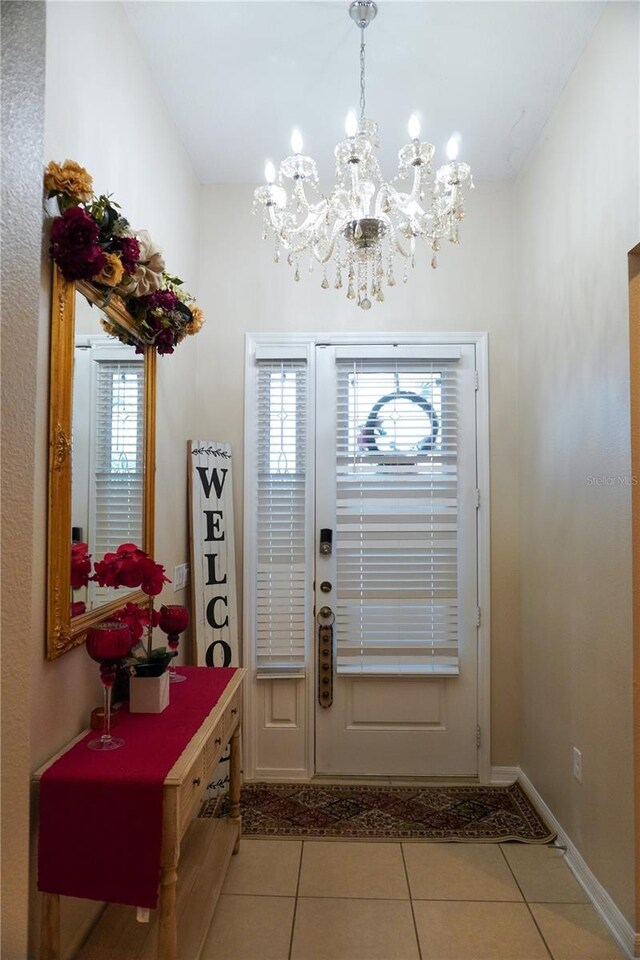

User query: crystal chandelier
[253,0,473,309]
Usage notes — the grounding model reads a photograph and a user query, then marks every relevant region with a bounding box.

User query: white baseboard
[490,765,519,784]
[250,768,310,782]
[517,768,639,960]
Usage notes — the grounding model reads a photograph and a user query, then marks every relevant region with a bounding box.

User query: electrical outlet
[572,747,582,783]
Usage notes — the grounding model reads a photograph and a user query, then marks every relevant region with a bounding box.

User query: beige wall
[515,1,639,925]
[195,179,521,766]
[1,4,46,957]
[20,2,201,955]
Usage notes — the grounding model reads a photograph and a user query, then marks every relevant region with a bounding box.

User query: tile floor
[201,839,626,960]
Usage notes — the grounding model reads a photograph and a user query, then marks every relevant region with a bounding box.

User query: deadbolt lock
[320,581,332,593]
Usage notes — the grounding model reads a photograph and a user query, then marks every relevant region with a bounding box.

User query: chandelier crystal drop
[253,0,473,309]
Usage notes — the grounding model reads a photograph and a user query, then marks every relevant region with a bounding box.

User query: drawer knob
[215,737,222,746]
[231,707,238,715]
[193,777,201,787]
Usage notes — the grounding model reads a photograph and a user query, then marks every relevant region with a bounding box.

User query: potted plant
[91,543,173,713]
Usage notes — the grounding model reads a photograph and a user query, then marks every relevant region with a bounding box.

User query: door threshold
[312,774,480,786]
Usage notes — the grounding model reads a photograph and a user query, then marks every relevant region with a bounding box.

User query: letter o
[205,639,232,668]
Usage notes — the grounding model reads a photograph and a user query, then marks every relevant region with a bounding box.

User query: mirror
[47,267,156,659]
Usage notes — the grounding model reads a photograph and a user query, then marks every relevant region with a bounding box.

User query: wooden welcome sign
[188,440,239,796]
[188,440,239,668]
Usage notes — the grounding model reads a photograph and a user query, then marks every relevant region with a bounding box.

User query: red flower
[92,553,123,588]
[70,601,86,617]
[112,236,140,275]
[139,556,170,596]
[112,601,160,643]
[70,541,92,589]
[50,206,106,280]
[144,289,178,312]
[90,542,169,596]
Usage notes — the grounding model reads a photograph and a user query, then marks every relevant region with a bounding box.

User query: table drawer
[204,714,226,773]
[179,750,206,833]
[226,689,241,731]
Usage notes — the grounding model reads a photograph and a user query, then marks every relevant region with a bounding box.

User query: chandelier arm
[313,218,345,264]
[267,204,324,244]
[267,206,284,230]
[385,220,415,259]
[435,182,459,220]
[293,179,312,208]
[349,164,361,206]
[410,166,426,203]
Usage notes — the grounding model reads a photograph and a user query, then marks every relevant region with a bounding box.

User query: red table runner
[38,666,237,909]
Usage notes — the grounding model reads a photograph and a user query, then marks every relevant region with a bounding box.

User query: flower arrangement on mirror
[44,159,205,355]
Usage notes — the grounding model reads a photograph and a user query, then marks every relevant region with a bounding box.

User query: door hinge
[476,725,481,748]
[474,370,479,390]
[475,488,480,508]
[475,606,481,627]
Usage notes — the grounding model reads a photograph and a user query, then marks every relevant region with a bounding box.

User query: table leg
[157,848,178,960]
[40,893,60,960]
[229,725,242,854]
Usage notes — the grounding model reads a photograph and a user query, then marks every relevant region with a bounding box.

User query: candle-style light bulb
[291,128,303,154]
[345,111,358,138]
[408,114,421,141]
[446,135,460,161]
[264,160,276,184]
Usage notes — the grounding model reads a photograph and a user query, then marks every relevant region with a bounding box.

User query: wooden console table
[34,667,245,960]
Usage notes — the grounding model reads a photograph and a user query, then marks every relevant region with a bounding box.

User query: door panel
[347,679,444,727]
[314,344,478,777]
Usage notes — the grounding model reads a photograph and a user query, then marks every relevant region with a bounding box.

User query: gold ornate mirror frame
[46,265,156,660]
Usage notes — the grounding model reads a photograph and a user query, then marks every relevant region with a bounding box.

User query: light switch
[172,563,189,592]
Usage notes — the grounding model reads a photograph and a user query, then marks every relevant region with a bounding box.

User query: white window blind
[255,359,308,676]
[92,359,144,602]
[335,358,460,676]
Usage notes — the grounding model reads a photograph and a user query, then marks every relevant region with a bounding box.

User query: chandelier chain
[359,27,366,119]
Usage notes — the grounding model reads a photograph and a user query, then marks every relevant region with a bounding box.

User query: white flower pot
[129,671,170,714]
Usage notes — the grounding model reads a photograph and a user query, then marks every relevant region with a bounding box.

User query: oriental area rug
[200,781,555,843]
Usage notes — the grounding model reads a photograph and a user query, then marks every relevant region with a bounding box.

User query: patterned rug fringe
[200,781,555,843]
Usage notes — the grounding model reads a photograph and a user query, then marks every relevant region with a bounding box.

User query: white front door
[314,344,478,777]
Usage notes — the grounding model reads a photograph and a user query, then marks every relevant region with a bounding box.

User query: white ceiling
[124,1,604,183]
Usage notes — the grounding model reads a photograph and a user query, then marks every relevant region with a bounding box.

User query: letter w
[196,466,228,499]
